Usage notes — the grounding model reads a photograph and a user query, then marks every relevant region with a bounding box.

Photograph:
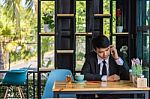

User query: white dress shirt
[97,55,124,81]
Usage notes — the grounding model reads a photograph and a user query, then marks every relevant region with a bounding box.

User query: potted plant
[116,8,123,33]
[131,58,143,84]
[131,58,148,87]
[42,12,54,32]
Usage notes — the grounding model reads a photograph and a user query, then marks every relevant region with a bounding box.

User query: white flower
[120,45,128,55]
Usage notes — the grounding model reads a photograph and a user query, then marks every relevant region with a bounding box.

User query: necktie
[102,60,107,75]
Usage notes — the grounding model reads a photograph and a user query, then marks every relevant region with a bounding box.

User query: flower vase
[44,24,50,32]
[116,26,123,33]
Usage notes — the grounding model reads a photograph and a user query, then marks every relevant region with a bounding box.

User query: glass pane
[112,36,116,46]
[76,1,86,32]
[103,0,110,36]
[137,0,150,84]
[0,1,37,71]
[103,0,110,14]
[143,1,150,63]
[146,1,150,25]
[41,1,55,32]
[103,19,110,37]
[41,36,55,69]
[112,1,117,33]
[143,35,149,63]
[76,1,86,71]
[76,36,85,71]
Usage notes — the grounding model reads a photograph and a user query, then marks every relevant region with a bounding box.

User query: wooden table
[53,80,150,99]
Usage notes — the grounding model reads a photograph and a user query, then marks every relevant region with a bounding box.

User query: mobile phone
[110,46,115,55]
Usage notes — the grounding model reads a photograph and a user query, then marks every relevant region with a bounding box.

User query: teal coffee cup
[75,74,84,81]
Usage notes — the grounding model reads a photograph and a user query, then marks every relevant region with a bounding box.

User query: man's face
[95,46,110,59]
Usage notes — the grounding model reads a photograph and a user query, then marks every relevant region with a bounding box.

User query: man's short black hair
[92,35,110,50]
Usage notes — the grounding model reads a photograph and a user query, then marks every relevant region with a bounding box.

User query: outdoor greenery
[0,0,116,70]
[42,12,54,29]
[0,0,37,69]
[76,1,86,32]
[41,2,55,68]
[103,0,111,37]
[76,1,86,70]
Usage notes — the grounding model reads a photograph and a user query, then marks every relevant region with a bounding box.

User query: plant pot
[116,26,123,33]
[44,24,50,32]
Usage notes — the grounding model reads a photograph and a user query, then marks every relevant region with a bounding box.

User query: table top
[53,80,150,92]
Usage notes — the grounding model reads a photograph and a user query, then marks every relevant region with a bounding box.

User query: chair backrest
[42,69,74,98]
[2,69,28,85]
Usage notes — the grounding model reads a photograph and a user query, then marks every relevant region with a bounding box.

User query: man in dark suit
[79,35,129,99]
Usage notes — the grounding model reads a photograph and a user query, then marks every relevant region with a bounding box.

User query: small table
[53,80,150,99]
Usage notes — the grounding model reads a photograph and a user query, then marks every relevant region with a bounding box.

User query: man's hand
[113,74,120,81]
[107,74,120,82]
[107,75,114,82]
[110,45,119,60]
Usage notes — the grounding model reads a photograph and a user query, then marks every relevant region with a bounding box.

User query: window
[76,1,86,71]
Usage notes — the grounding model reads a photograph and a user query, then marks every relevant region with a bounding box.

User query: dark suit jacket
[81,51,129,81]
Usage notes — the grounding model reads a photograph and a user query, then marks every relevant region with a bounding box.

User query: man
[79,35,129,99]
[81,35,129,81]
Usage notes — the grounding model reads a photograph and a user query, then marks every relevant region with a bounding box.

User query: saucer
[73,80,86,83]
